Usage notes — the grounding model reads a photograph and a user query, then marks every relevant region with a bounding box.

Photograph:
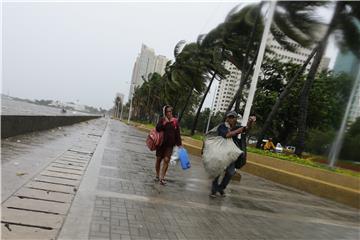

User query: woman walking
[155,105,182,185]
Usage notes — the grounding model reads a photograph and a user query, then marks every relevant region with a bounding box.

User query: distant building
[154,55,168,76]
[213,61,241,113]
[267,34,330,72]
[333,51,360,123]
[128,44,169,101]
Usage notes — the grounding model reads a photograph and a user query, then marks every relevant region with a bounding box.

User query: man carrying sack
[203,111,256,198]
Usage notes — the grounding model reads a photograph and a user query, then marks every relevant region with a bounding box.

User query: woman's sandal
[154,176,160,182]
[159,179,166,185]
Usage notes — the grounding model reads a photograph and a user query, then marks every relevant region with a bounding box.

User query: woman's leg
[155,156,162,179]
[160,157,170,183]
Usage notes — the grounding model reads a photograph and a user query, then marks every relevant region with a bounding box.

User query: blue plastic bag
[178,147,191,170]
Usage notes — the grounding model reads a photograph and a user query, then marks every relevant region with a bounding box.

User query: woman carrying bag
[155,105,182,185]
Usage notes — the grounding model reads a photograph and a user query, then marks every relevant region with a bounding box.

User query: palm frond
[273,12,312,48]
[174,40,186,58]
[270,25,296,52]
[225,3,242,22]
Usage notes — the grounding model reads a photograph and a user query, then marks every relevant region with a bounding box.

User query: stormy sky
[2,1,336,109]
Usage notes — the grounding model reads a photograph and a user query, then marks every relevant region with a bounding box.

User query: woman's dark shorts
[156,146,173,159]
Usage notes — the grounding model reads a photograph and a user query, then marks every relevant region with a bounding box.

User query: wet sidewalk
[2,118,359,239]
[59,119,359,240]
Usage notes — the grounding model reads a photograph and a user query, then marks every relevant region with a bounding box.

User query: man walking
[210,111,256,197]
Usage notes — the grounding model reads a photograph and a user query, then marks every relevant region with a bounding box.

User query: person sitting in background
[263,137,276,151]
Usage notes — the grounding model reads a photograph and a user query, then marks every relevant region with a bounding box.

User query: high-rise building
[212,33,330,114]
[154,55,168,76]
[128,44,169,101]
[267,34,330,72]
[333,51,360,123]
[213,61,241,113]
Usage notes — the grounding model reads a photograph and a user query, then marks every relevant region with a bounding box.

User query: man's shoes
[219,190,226,197]
[209,191,217,198]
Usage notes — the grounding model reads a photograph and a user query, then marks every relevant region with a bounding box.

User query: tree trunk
[190,72,217,135]
[295,43,327,155]
[178,85,194,123]
[294,2,343,156]
[256,45,319,148]
[173,92,181,110]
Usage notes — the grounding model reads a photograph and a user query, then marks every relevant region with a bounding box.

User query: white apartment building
[128,44,169,101]
[212,34,330,114]
[213,61,241,113]
[154,55,168,76]
[267,35,330,72]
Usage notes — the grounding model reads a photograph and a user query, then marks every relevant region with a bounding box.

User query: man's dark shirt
[217,123,243,149]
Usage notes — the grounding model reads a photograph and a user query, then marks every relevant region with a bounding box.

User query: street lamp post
[241,1,276,126]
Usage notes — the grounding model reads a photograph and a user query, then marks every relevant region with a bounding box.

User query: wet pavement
[2,118,360,239]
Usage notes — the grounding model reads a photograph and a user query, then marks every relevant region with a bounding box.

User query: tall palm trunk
[256,45,319,148]
[295,3,343,156]
[178,84,194,123]
[173,92,181,110]
[190,71,217,135]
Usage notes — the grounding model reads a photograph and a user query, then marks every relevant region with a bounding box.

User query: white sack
[202,126,243,177]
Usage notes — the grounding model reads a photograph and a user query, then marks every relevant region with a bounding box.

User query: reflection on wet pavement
[88,120,360,240]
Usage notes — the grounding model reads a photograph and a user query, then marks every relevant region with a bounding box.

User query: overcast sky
[2,1,337,110]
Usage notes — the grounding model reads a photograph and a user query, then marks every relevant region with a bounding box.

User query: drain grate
[1,222,58,240]
[1,129,104,239]
[1,127,105,239]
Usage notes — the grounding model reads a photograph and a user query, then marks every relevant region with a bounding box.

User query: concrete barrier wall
[1,115,101,138]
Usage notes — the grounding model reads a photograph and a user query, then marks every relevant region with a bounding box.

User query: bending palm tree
[295,1,360,156]
[165,41,207,122]
[190,37,229,135]
[256,45,319,147]
[225,1,326,113]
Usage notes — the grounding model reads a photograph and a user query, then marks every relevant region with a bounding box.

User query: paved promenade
[2,118,359,239]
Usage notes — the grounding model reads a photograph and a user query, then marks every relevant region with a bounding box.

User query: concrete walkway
[2,118,359,239]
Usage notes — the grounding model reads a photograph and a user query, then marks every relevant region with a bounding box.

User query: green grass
[129,120,359,178]
[143,123,155,129]
[181,128,204,141]
[247,147,360,178]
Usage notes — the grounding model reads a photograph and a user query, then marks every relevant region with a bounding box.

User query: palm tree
[113,96,122,118]
[163,41,207,122]
[224,1,326,113]
[190,36,229,135]
[295,1,360,156]
[256,45,319,148]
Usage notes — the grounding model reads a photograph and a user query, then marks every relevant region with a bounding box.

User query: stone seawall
[1,115,101,138]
